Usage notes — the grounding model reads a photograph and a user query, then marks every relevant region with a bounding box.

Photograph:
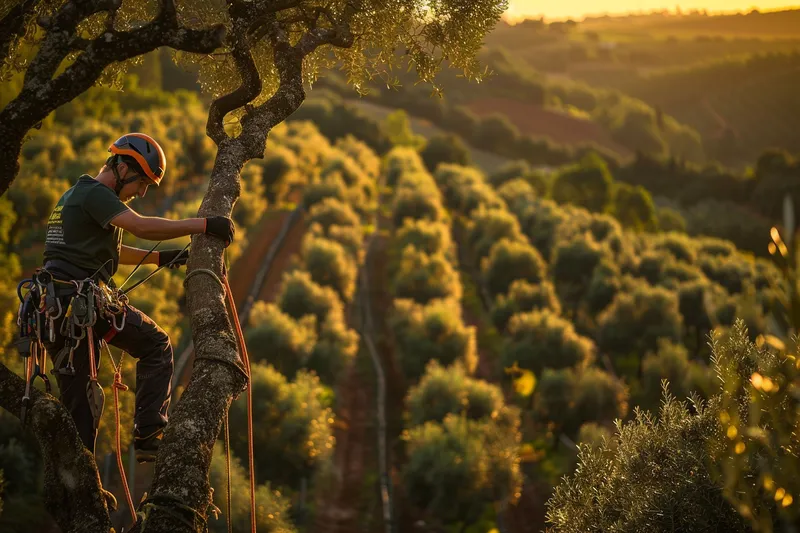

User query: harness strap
[103,329,119,343]
[44,259,111,285]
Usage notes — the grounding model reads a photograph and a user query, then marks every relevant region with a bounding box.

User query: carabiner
[111,309,126,332]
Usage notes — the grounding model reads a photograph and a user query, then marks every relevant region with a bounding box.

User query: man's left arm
[119,245,160,266]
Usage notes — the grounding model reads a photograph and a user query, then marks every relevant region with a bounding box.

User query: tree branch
[295,25,355,55]
[206,22,263,146]
[0,1,225,196]
[232,0,303,21]
[0,363,111,533]
[22,0,122,91]
[237,15,355,159]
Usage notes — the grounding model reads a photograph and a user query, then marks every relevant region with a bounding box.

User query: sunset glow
[504,0,800,21]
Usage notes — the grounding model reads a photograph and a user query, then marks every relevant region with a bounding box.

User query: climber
[38,133,235,464]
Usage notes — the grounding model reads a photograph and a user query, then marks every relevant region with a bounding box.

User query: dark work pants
[43,292,174,454]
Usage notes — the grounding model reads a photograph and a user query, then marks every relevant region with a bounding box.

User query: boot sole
[135,451,157,463]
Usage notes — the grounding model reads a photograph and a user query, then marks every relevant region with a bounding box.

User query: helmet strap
[108,156,141,196]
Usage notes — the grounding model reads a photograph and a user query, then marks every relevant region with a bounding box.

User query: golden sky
[505,0,799,21]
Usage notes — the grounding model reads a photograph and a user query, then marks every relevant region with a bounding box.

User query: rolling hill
[613,51,800,165]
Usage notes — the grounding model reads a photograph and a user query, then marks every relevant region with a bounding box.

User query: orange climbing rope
[105,342,136,523]
[222,272,257,532]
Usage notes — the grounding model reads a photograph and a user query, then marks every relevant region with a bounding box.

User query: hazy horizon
[504,1,800,21]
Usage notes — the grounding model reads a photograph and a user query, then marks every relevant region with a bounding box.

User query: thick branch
[0,363,111,533]
[23,0,121,91]
[232,0,303,21]
[0,2,225,196]
[237,18,355,160]
[206,26,263,146]
[296,25,354,55]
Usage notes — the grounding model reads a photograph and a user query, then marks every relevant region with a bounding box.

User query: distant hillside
[464,97,632,158]
[579,8,800,38]
[486,14,800,79]
[614,51,800,165]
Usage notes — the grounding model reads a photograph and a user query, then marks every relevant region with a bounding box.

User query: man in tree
[0,2,507,529]
[39,133,235,463]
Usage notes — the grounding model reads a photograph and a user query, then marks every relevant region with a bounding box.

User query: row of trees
[486,16,797,76]
[429,161,631,447]
[288,87,800,264]
[382,148,523,530]
[318,44,706,164]
[616,51,800,165]
[309,81,601,167]
[417,156,790,521]
[232,124,388,527]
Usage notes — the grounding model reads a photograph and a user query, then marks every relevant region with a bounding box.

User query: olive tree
[390,298,477,380]
[596,282,684,372]
[227,363,334,490]
[402,413,522,529]
[492,279,561,332]
[502,310,595,376]
[482,238,548,298]
[406,360,504,426]
[0,2,507,530]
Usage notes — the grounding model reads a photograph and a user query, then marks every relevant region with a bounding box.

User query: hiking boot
[102,487,118,512]
[134,426,164,463]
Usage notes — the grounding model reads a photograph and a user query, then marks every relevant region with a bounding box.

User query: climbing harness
[15,264,143,523]
[15,269,65,424]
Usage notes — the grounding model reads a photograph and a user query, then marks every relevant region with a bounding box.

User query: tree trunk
[127,138,249,533]
[0,363,112,533]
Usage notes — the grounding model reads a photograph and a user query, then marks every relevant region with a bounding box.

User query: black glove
[205,216,235,246]
[158,249,189,269]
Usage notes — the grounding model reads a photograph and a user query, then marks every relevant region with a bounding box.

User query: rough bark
[0,363,111,533]
[126,140,249,533]
[0,0,225,196]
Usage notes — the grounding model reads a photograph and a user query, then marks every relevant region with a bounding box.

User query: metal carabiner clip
[111,309,126,332]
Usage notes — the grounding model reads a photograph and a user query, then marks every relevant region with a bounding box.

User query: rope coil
[183,268,226,293]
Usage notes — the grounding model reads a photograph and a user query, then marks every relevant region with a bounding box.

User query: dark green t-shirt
[44,175,129,280]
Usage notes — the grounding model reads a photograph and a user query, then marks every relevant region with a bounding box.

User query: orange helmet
[108,133,166,186]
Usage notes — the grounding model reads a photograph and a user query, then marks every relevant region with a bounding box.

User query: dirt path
[227,209,291,303]
[256,212,306,302]
[365,230,415,533]
[313,361,374,533]
[313,254,377,533]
